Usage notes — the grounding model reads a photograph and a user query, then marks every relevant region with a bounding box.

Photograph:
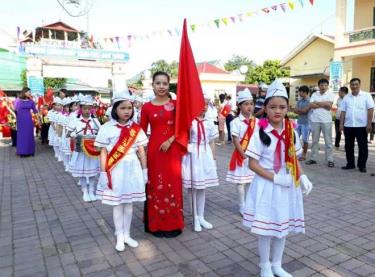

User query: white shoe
[124,236,138,248]
[89,190,97,202]
[115,234,125,251]
[194,217,202,232]
[77,180,81,186]
[199,217,213,229]
[272,265,293,277]
[83,189,91,202]
[260,262,274,277]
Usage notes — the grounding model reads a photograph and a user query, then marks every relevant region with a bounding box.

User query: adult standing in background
[254,83,268,118]
[16,87,38,157]
[340,78,374,173]
[306,78,335,167]
[224,95,234,144]
[334,86,348,150]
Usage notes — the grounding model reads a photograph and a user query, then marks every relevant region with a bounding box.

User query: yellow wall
[285,38,333,77]
[354,0,375,29]
[351,56,375,91]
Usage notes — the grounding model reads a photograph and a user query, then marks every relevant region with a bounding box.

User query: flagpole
[189,124,196,230]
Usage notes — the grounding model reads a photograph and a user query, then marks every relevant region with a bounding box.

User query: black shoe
[328,161,335,168]
[341,165,355,170]
[359,168,367,173]
[151,231,165,238]
[164,229,182,238]
[305,160,317,165]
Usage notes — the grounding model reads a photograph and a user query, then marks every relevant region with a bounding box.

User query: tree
[224,55,255,72]
[43,78,66,89]
[150,60,178,79]
[20,69,67,89]
[246,60,290,84]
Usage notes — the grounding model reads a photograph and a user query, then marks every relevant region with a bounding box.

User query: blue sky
[1,0,337,74]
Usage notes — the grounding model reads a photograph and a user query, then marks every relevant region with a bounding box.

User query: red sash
[105,123,141,189]
[220,104,231,117]
[229,118,255,171]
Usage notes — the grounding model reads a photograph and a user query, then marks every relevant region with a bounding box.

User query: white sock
[187,188,193,213]
[237,183,245,209]
[123,203,133,238]
[272,237,286,265]
[258,236,272,264]
[192,189,198,218]
[113,205,124,235]
[89,177,96,192]
[80,177,87,190]
[196,189,205,217]
[271,237,293,277]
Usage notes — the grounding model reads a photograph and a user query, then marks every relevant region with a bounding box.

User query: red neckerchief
[196,118,206,156]
[80,118,92,135]
[271,129,285,173]
[116,123,130,139]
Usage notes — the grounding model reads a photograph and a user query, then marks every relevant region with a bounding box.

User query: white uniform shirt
[246,123,302,171]
[341,91,375,127]
[95,119,148,153]
[190,119,219,144]
[230,114,256,140]
[68,116,101,136]
[205,102,218,122]
[309,91,334,123]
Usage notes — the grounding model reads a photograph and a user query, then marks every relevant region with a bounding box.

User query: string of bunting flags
[17,0,314,49]
[95,0,314,49]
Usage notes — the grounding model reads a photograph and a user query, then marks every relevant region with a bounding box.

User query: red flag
[175,19,205,153]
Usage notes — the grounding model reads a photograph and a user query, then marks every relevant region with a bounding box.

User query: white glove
[187,143,193,153]
[143,168,148,184]
[98,172,109,188]
[273,172,293,188]
[300,174,313,196]
[70,131,77,138]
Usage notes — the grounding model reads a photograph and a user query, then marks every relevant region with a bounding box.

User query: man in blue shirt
[295,86,311,160]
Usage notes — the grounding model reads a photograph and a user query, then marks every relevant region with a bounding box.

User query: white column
[334,0,347,59]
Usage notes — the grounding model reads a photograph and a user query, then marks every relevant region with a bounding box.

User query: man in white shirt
[339,78,375,173]
[306,78,335,167]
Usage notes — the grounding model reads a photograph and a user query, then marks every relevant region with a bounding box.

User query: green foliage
[224,55,255,72]
[43,78,66,89]
[20,69,66,89]
[128,72,144,89]
[246,60,290,84]
[150,60,178,79]
[21,69,27,87]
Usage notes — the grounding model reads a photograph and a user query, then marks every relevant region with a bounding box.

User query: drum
[79,135,100,157]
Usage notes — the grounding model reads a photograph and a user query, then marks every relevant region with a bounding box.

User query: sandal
[298,156,306,161]
[328,161,335,168]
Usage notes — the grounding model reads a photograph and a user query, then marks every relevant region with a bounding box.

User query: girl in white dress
[68,95,101,202]
[48,97,63,159]
[95,89,148,252]
[182,96,219,232]
[226,89,256,216]
[60,98,72,170]
[243,80,313,277]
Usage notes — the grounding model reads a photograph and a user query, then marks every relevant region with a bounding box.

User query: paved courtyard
[0,138,375,277]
